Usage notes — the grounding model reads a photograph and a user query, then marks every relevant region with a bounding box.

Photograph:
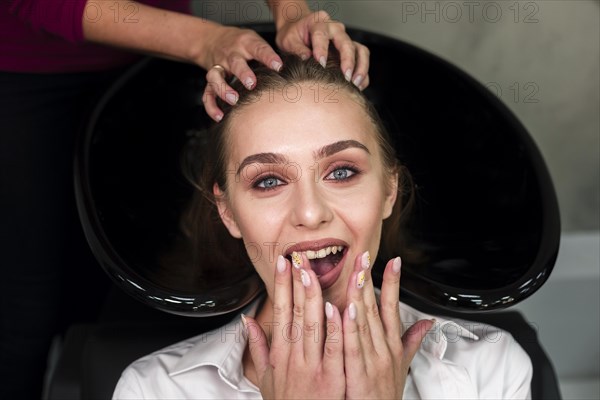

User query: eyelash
[252,164,360,192]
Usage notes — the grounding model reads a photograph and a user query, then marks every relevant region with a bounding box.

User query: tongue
[309,254,339,276]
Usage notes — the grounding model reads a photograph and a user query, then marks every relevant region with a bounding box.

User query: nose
[290,180,333,230]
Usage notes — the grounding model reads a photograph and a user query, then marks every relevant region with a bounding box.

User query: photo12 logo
[400,1,540,24]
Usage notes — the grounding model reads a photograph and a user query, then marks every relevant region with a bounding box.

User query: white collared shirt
[113,301,532,399]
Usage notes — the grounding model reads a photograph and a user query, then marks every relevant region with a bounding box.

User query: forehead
[225,84,378,160]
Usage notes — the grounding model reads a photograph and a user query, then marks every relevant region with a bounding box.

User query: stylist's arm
[82,0,282,122]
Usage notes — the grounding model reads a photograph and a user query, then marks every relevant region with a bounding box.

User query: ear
[213,183,242,239]
[382,171,399,220]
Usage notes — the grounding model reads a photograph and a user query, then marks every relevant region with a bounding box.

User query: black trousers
[0,69,123,399]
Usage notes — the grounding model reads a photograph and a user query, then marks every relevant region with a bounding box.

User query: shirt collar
[169,299,262,392]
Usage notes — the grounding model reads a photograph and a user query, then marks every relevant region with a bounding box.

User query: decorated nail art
[357,270,366,289]
[361,251,371,270]
[291,251,302,269]
[300,269,311,287]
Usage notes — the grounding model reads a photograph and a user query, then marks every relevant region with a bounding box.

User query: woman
[0,1,369,397]
[113,55,533,399]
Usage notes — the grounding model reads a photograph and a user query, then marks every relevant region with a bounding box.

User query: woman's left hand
[342,253,434,399]
[275,10,370,90]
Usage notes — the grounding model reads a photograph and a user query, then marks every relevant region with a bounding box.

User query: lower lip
[316,249,347,290]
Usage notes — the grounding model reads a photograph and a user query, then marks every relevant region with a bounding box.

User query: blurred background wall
[194,1,599,398]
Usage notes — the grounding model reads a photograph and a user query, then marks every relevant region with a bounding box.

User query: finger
[270,255,293,360]
[227,52,257,91]
[342,300,366,379]
[308,11,333,67]
[350,42,370,90]
[300,267,325,364]
[357,252,388,356]
[358,74,370,91]
[322,302,344,373]
[247,36,284,72]
[201,82,223,122]
[328,27,356,82]
[204,67,239,110]
[344,254,377,362]
[402,319,435,364]
[379,257,402,347]
[290,252,307,359]
[242,314,271,382]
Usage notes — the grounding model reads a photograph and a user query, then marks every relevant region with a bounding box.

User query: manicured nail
[225,92,238,105]
[241,313,248,328]
[325,302,334,320]
[349,302,357,320]
[215,113,223,122]
[300,53,309,61]
[276,255,286,273]
[291,251,302,269]
[357,270,366,289]
[353,75,363,88]
[344,69,352,82]
[361,251,370,270]
[393,256,401,274]
[244,77,254,89]
[319,56,327,68]
[300,269,311,287]
[271,60,282,71]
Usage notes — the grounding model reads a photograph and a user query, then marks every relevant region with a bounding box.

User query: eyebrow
[236,139,370,176]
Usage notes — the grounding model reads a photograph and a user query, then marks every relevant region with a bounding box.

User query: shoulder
[400,303,532,399]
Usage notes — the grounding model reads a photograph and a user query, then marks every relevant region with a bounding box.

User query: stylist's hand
[343,252,434,399]
[275,10,370,90]
[244,254,345,399]
[200,25,283,122]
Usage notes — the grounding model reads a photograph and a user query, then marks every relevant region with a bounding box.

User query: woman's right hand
[243,254,345,399]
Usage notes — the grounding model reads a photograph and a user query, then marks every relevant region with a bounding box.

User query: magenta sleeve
[9,0,88,43]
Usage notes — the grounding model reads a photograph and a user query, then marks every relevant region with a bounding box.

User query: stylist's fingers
[350,42,370,90]
[308,11,333,67]
[203,66,236,122]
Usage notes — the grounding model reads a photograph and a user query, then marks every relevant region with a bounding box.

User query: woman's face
[216,84,397,310]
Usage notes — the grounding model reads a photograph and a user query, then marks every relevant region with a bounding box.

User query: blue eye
[255,176,284,190]
[326,167,357,181]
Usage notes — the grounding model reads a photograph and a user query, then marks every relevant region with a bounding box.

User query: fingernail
[349,302,357,320]
[300,269,311,287]
[393,256,401,274]
[300,53,309,61]
[271,60,282,71]
[276,255,286,273]
[353,75,363,88]
[241,313,248,328]
[319,56,327,68]
[325,302,334,320]
[215,113,223,122]
[225,92,238,105]
[291,251,302,269]
[357,270,366,289]
[361,251,370,270]
[344,68,352,82]
[244,77,254,89]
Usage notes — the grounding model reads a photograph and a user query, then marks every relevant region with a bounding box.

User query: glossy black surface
[75,25,560,315]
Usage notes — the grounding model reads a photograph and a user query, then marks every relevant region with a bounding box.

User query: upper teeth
[304,246,344,260]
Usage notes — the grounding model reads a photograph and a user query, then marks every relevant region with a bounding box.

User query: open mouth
[303,245,345,277]
[286,244,348,290]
